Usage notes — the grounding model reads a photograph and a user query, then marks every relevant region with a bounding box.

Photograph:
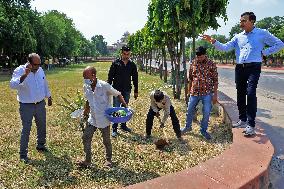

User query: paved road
[218,67,284,189]
[218,68,284,99]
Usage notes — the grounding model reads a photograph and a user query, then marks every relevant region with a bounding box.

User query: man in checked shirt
[181,46,218,140]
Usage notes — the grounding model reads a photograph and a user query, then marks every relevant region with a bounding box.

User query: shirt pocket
[36,73,46,89]
[96,88,108,104]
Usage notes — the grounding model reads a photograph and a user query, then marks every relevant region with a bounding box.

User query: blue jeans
[112,91,130,131]
[235,64,261,127]
[185,94,212,132]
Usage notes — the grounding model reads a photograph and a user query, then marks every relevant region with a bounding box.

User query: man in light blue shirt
[202,12,284,136]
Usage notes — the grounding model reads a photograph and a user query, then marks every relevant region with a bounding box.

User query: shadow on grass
[85,164,160,187]
[30,151,77,188]
[118,131,192,156]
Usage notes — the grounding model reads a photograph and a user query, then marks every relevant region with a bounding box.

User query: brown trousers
[82,123,112,162]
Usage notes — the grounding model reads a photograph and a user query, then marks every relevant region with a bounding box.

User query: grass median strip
[0,62,232,188]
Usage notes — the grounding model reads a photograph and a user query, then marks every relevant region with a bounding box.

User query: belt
[20,99,44,105]
[237,62,261,68]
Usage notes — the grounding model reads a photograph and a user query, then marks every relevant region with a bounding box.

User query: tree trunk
[149,51,153,75]
[181,35,188,103]
[162,46,167,83]
[175,41,182,100]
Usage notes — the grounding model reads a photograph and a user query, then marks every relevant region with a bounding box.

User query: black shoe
[36,146,49,153]
[121,126,132,132]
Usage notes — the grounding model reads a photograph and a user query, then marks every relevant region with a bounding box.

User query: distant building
[112,31,130,50]
[107,45,116,55]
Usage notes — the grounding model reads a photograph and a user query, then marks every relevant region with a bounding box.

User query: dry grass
[0,62,232,189]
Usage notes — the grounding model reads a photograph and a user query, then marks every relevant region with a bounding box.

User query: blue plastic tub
[105,107,133,123]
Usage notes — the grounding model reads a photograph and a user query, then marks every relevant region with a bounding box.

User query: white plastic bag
[70,108,84,119]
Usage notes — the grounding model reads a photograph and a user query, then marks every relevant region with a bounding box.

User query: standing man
[181,46,218,140]
[107,45,138,137]
[202,12,284,136]
[77,66,127,168]
[10,53,52,163]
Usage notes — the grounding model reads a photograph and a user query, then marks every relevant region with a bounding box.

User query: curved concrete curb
[124,91,274,189]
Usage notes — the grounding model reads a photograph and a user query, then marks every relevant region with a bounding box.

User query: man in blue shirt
[202,12,284,136]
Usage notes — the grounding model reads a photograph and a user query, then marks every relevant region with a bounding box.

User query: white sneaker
[242,125,250,133]
[244,126,256,136]
[232,120,247,128]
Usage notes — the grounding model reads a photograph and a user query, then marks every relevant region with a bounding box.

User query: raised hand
[25,63,32,75]
[201,34,216,44]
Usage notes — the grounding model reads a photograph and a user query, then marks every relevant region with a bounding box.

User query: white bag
[70,108,84,119]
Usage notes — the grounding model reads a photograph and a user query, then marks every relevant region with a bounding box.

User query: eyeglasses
[32,63,41,66]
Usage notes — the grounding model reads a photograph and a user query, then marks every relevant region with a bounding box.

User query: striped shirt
[188,57,218,96]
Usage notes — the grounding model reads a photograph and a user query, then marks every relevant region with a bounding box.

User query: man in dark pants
[146,90,182,140]
[107,45,138,137]
[10,53,52,163]
[202,12,284,136]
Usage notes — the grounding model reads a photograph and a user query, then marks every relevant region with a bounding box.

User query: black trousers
[146,105,181,138]
[235,63,261,127]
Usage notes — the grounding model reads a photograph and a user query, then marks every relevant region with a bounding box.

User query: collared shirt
[188,58,218,96]
[84,79,121,128]
[214,27,284,64]
[10,63,51,103]
[107,58,138,93]
[150,91,171,124]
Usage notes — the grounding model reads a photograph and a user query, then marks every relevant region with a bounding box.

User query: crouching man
[145,90,183,141]
[77,66,127,168]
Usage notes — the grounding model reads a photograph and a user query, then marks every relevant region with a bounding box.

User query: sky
[31,0,284,45]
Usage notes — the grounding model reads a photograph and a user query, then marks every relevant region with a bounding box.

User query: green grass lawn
[0,62,232,188]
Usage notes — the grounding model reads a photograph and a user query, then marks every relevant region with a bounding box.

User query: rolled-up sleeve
[106,83,121,97]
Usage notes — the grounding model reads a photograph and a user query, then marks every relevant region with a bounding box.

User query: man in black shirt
[107,45,138,137]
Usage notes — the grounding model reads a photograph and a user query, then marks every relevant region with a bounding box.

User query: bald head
[83,66,97,84]
[28,53,41,72]
[83,66,97,75]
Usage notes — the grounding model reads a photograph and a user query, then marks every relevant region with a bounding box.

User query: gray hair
[28,53,40,63]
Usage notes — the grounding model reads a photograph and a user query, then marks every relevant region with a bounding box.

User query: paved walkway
[217,64,284,189]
